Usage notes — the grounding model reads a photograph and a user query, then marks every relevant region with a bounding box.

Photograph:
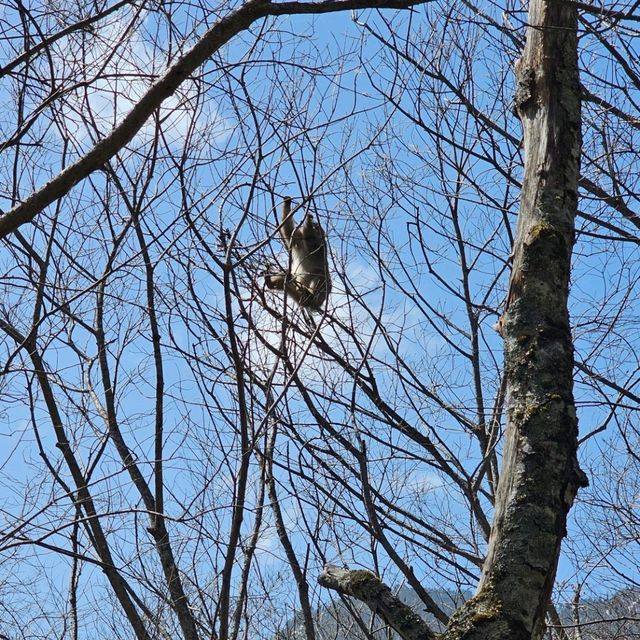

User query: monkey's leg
[265,273,287,290]
[265,273,306,306]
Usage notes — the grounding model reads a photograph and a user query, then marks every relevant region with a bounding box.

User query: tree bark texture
[320,1,587,639]
[476,0,587,637]
[318,566,436,640]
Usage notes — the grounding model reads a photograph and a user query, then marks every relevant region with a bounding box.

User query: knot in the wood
[513,66,536,116]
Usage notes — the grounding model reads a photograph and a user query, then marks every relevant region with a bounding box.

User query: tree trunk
[320,1,587,638]
[473,0,587,636]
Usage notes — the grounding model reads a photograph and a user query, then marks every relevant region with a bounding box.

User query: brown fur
[265,197,331,310]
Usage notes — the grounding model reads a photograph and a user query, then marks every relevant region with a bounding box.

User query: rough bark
[475,0,588,637]
[319,1,586,639]
[318,566,436,640]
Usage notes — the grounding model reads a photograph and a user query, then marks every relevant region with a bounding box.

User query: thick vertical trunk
[320,1,587,638]
[450,0,588,638]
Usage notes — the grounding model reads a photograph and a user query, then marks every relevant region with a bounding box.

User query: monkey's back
[291,234,331,308]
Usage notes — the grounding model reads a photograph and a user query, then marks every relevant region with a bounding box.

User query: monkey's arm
[279,196,295,248]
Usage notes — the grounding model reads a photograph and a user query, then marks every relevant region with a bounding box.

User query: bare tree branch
[0,0,431,240]
[0,0,134,79]
[318,565,436,640]
[478,0,589,638]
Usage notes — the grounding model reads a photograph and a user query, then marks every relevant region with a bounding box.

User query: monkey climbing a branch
[265,197,331,310]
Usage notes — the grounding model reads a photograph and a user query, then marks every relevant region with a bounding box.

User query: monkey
[264,197,331,310]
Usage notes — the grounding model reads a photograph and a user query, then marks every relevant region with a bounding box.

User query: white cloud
[53,11,227,152]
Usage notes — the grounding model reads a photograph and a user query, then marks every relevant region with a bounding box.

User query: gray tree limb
[318,565,436,640]
[463,0,588,637]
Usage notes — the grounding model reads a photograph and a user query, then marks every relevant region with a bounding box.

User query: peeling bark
[449,0,588,636]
